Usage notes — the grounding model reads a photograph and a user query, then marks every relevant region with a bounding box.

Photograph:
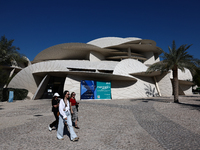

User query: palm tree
[0,67,9,87]
[0,35,28,87]
[146,40,200,103]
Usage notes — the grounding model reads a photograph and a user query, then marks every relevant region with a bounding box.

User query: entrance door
[41,76,65,99]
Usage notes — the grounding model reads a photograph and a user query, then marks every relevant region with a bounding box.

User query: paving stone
[0,96,199,149]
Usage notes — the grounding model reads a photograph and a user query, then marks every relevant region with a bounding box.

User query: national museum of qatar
[8,37,194,100]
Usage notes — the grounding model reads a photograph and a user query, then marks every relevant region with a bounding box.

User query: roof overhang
[106,55,147,61]
[105,40,162,54]
[33,71,137,81]
[179,80,194,85]
[130,71,169,77]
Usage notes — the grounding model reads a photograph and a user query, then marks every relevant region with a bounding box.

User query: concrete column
[4,68,16,88]
[32,74,50,100]
[153,76,162,96]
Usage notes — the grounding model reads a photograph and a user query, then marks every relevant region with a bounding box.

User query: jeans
[50,111,59,128]
[57,111,78,140]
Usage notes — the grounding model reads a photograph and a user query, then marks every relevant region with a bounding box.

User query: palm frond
[147,40,200,76]
[146,61,169,73]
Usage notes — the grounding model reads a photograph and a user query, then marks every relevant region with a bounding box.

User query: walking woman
[49,93,60,131]
[57,90,79,142]
[70,92,79,129]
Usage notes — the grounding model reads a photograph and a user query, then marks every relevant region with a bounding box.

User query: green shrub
[0,88,28,102]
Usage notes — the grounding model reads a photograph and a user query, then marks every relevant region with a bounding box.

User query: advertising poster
[81,80,111,100]
[96,81,111,99]
[81,80,96,99]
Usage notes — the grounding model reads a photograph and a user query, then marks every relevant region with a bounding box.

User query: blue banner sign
[96,81,111,99]
[8,91,14,102]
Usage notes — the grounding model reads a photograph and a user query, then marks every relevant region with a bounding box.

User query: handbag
[76,102,79,112]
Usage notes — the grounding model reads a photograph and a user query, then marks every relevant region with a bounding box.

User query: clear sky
[1,0,200,61]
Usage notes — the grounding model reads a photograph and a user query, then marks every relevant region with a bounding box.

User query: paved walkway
[0,95,200,149]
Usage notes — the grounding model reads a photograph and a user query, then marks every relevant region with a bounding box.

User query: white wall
[89,51,105,62]
[64,75,81,100]
[111,77,157,99]
[179,84,193,95]
[112,59,159,99]
[143,52,155,65]
[155,72,172,96]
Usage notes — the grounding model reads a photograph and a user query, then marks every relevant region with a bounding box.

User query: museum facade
[8,37,193,100]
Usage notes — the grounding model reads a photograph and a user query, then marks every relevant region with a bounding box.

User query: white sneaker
[72,137,79,142]
[48,125,52,131]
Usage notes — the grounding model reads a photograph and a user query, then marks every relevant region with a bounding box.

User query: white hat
[53,93,60,97]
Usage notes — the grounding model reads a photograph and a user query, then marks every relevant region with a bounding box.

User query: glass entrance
[41,76,65,99]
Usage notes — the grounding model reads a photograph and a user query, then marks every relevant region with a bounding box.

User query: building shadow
[178,102,200,111]
[130,97,172,103]
[182,95,200,98]
[130,97,200,111]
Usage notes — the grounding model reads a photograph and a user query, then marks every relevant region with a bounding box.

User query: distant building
[8,37,193,100]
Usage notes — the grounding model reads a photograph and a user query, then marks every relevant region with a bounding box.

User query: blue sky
[1,0,200,61]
